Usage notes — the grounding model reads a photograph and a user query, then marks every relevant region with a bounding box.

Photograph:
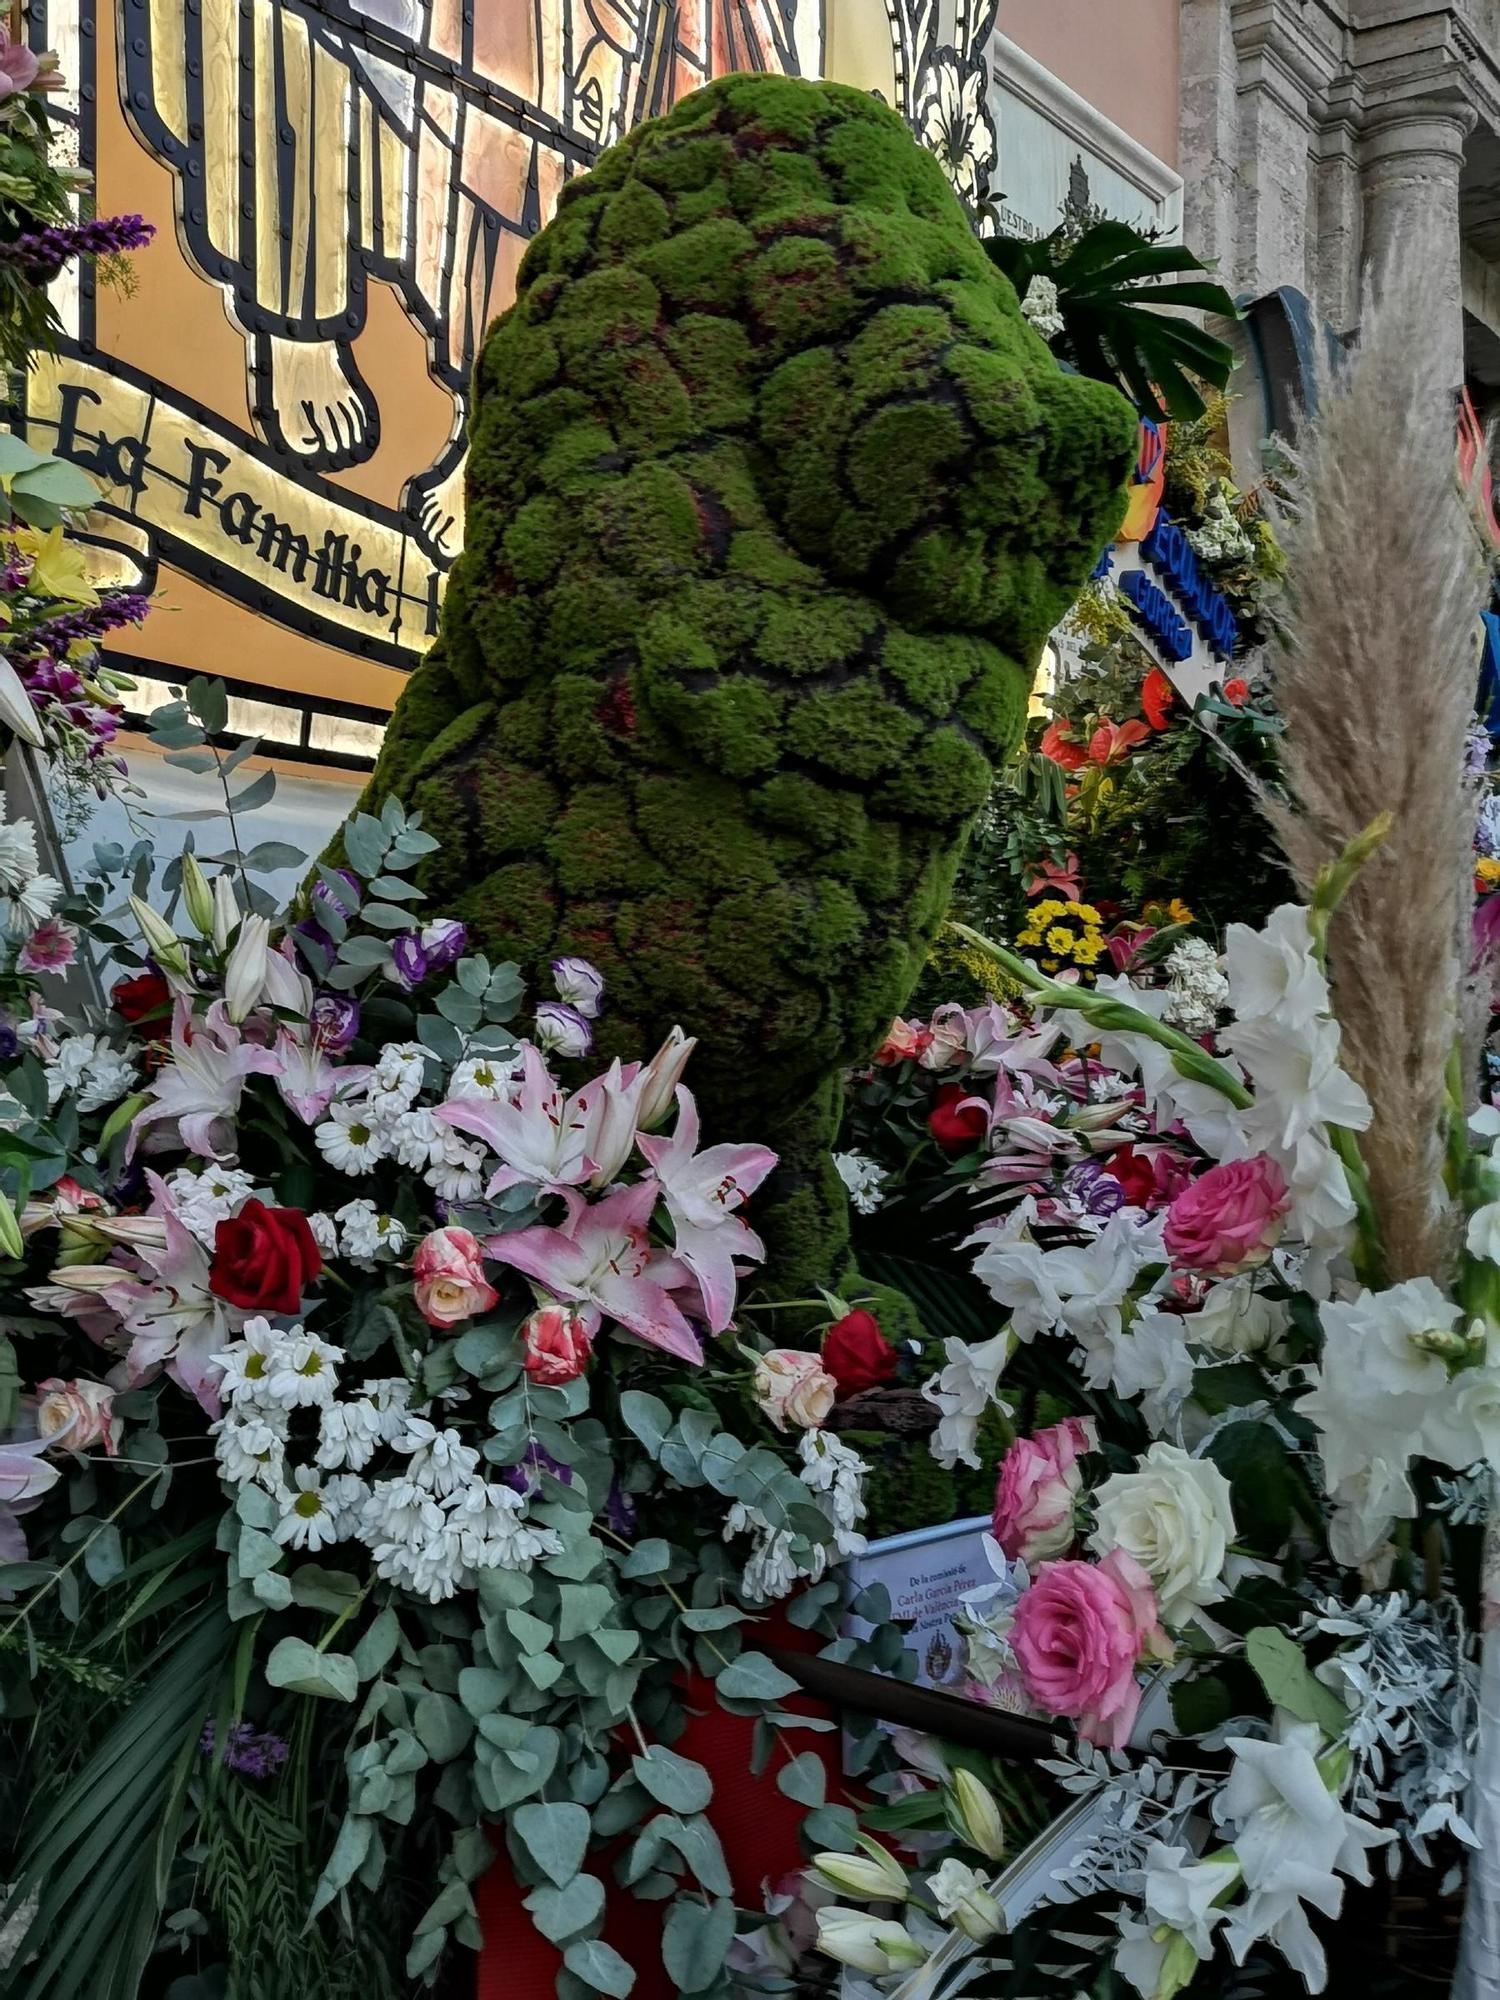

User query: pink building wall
[998,0,1181,168]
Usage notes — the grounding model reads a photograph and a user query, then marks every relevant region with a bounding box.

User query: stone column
[1359,91,1477,390]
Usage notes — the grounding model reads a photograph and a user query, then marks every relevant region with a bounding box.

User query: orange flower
[1039,719,1087,771]
[1087,717,1151,766]
[1142,667,1176,730]
[1222,677,1250,707]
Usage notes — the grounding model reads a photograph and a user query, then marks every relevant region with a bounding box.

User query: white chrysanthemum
[275,1465,339,1552]
[211,1406,288,1489]
[0,813,42,895]
[334,1197,407,1261]
[1161,937,1229,1037]
[213,1318,290,1405]
[387,1107,447,1171]
[315,1396,383,1471]
[366,1042,428,1118]
[76,1047,137,1115]
[450,1052,520,1099]
[448,1482,564,1571]
[833,1151,888,1216]
[1,872,61,934]
[306,1210,339,1255]
[366,1376,414,1442]
[426,1146,485,1203]
[45,1033,101,1107]
[314,1099,389,1174]
[1019,275,1064,340]
[263,1328,343,1410]
[168,1164,258,1244]
[400,1419,480,1496]
[322,1472,371,1536]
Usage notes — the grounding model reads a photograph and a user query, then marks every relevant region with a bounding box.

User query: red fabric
[475,1613,840,2000]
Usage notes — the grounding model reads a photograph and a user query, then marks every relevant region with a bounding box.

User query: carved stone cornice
[1231,0,1344,120]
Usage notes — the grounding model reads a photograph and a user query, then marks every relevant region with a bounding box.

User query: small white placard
[843,1517,995,1688]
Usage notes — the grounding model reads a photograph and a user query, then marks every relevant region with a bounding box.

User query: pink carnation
[1010,1549,1169,1748]
[1162,1154,1288,1275]
[990,1416,1095,1564]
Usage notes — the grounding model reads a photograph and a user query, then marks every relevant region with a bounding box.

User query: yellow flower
[1045,926,1074,954]
[15,526,98,606]
[1478,860,1500,887]
[1015,926,1043,949]
[1066,901,1103,925]
[1166,897,1195,924]
[1041,957,1060,972]
[1031,899,1066,924]
[1071,935,1104,965]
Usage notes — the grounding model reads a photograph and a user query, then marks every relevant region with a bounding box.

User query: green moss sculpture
[353,73,1134,1325]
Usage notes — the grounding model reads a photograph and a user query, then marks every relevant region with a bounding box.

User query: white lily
[224,914,271,1023]
[815,1908,925,1976]
[0,656,43,748]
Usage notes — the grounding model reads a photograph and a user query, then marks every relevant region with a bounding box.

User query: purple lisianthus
[551,955,605,1020]
[201,1719,290,1781]
[391,931,430,989]
[297,868,360,957]
[533,1001,592,1060]
[500,1442,575,1497]
[310,991,360,1053]
[421,918,467,973]
[1061,1160,1127,1219]
[604,1477,638,1539]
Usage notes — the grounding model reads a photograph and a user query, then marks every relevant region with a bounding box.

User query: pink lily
[437,1043,591,1194]
[486,1180,703,1363]
[102,1173,228,1413]
[636,1027,697,1131]
[129,999,279,1159]
[269,1026,371,1125]
[964,1005,1064,1081]
[635,1088,776,1333]
[0,1434,59,1508]
[581,1059,644,1187]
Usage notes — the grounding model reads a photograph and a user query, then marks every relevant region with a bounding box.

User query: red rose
[209,1200,322,1313]
[1102,1145,1156,1206]
[928,1083,988,1155]
[1222,677,1249,706]
[111,968,170,1025]
[823,1308,899,1398]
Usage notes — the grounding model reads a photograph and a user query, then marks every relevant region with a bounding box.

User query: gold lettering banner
[24,351,442,666]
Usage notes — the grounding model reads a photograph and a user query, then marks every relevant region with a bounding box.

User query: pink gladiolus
[1011,1548,1169,1748]
[487,1181,702,1364]
[1163,1155,1288,1275]
[635,1088,775,1333]
[991,1417,1096,1563]
[412,1226,498,1328]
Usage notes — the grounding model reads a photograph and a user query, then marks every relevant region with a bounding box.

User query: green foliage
[351,72,1135,1316]
[985,219,1238,422]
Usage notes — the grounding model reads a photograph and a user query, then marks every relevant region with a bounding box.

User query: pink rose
[1162,1155,1288,1275]
[35,1378,119,1456]
[753,1348,837,1431]
[521,1303,594,1385]
[1011,1549,1169,1748]
[873,1019,931,1067]
[990,1416,1096,1564]
[412,1225,498,1328]
[917,1005,968,1071]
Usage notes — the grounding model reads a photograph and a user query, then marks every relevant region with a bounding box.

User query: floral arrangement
[0,677,901,1999]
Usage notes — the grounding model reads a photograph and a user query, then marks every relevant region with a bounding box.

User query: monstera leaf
[987,219,1238,422]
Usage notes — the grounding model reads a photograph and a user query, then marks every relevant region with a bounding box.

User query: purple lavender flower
[533,1001,592,1060]
[200,1719,290,1781]
[18,591,149,659]
[0,212,155,282]
[420,918,467,973]
[310,991,360,1053]
[391,931,430,989]
[1061,1160,1126,1218]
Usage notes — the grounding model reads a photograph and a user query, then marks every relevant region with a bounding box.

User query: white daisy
[322,1472,370,1536]
[450,1051,520,1099]
[387,1107,447,1172]
[366,1043,429,1119]
[366,1377,414,1443]
[314,1396,383,1471]
[263,1329,343,1410]
[213,1318,290,1405]
[167,1164,259,1244]
[274,1466,339,1551]
[306,1210,339,1255]
[314,1099,389,1174]
[334,1198,406,1261]
[211,1407,289,1489]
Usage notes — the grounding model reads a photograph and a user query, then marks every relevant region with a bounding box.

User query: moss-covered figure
[354,73,1134,1320]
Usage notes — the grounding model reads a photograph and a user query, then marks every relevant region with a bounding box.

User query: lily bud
[0,656,44,748]
[582,1060,640,1187]
[224,914,271,1023]
[127,896,190,978]
[211,872,240,953]
[948,1768,1007,1862]
[47,1263,125,1294]
[811,1838,909,1904]
[0,1190,23,1261]
[180,852,215,938]
[260,942,312,1018]
[637,1025,696,1131]
[814,1909,925,1977]
[928,1857,1003,1942]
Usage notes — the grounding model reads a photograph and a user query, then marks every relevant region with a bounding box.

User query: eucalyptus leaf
[264,1636,359,1702]
[513,1800,591,1888]
[632,1746,712,1816]
[662,1896,736,1993]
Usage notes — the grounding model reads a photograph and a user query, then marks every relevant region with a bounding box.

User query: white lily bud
[223,913,271,1023]
[211,872,240,953]
[928,1857,1003,1942]
[949,1768,1007,1862]
[180,852,215,938]
[811,1839,909,1904]
[47,1262,125,1294]
[582,1060,640,1187]
[260,942,312,1018]
[0,656,44,748]
[0,1190,23,1261]
[128,895,190,978]
[814,1908,925,1977]
[636,1025,696,1131]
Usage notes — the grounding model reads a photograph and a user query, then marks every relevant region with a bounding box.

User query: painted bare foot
[406,452,467,561]
[254,335,377,467]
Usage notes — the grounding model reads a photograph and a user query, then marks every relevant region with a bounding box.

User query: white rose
[1088,1442,1234,1628]
[1191,1279,1288,1357]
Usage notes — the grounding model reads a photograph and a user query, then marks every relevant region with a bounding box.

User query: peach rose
[35,1377,119,1456]
[412,1225,499,1328]
[753,1348,837,1431]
